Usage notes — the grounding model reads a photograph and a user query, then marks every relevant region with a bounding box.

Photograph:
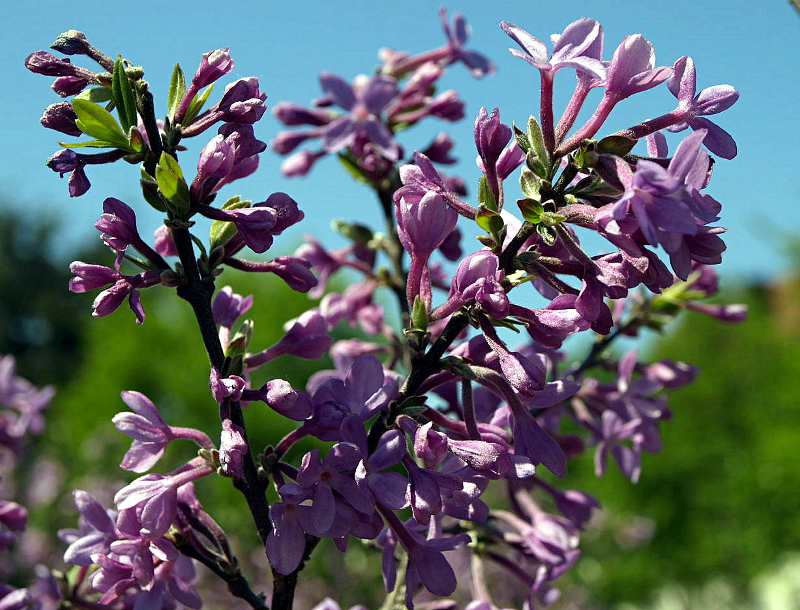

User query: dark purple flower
[46,148,126,197]
[39,102,80,136]
[69,262,162,325]
[266,483,313,574]
[52,75,89,96]
[216,77,267,123]
[24,51,77,76]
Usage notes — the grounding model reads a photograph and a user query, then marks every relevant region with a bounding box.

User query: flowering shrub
[7,8,746,609]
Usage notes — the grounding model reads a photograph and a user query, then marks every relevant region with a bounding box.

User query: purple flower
[212,286,253,329]
[39,102,80,136]
[396,191,458,309]
[439,7,495,77]
[500,19,606,81]
[317,72,400,160]
[52,75,89,96]
[216,77,267,123]
[297,445,370,532]
[432,251,509,321]
[260,379,313,421]
[604,35,672,101]
[62,490,118,566]
[180,77,267,136]
[600,130,712,247]
[666,56,739,159]
[209,367,245,402]
[114,459,213,538]
[303,354,393,441]
[396,152,478,220]
[247,309,333,367]
[69,262,162,325]
[153,225,178,257]
[24,51,79,76]
[594,410,642,482]
[190,124,266,204]
[219,419,247,478]
[257,256,318,293]
[113,391,180,473]
[191,47,234,89]
[266,483,313,574]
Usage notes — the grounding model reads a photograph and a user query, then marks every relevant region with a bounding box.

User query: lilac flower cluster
[23,11,747,610]
[271,8,493,182]
[0,356,55,605]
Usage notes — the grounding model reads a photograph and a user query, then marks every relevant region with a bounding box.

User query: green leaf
[476,205,504,235]
[519,166,541,199]
[527,116,548,171]
[155,152,191,215]
[72,99,130,149]
[140,166,166,212]
[411,296,429,330]
[74,86,113,104]
[58,139,121,149]
[226,319,254,359]
[331,219,374,245]
[513,123,531,154]
[440,356,477,379]
[597,135,637,156]
[337,153,371,185]
[539,211,566,227]
[517,198,544,224]
[183,84,214,125]
[167,63,187,119]
[477,175,497,211]
[112,56,137,131]
[537,223,557,246]
[210,197,251,250]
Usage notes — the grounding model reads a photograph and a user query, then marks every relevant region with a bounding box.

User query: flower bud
[40,102,80,136]
[50,30,91,55]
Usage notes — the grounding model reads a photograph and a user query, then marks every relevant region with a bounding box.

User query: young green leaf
[477,175,498,211]
[72,99,130,149]
[167,63,187,120]
[74,86,114,104]
[183,84,214,125]
[155,152,191,215]
[112,57,137,132]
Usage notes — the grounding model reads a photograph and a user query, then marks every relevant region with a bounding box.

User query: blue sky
[5,0,800,283]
